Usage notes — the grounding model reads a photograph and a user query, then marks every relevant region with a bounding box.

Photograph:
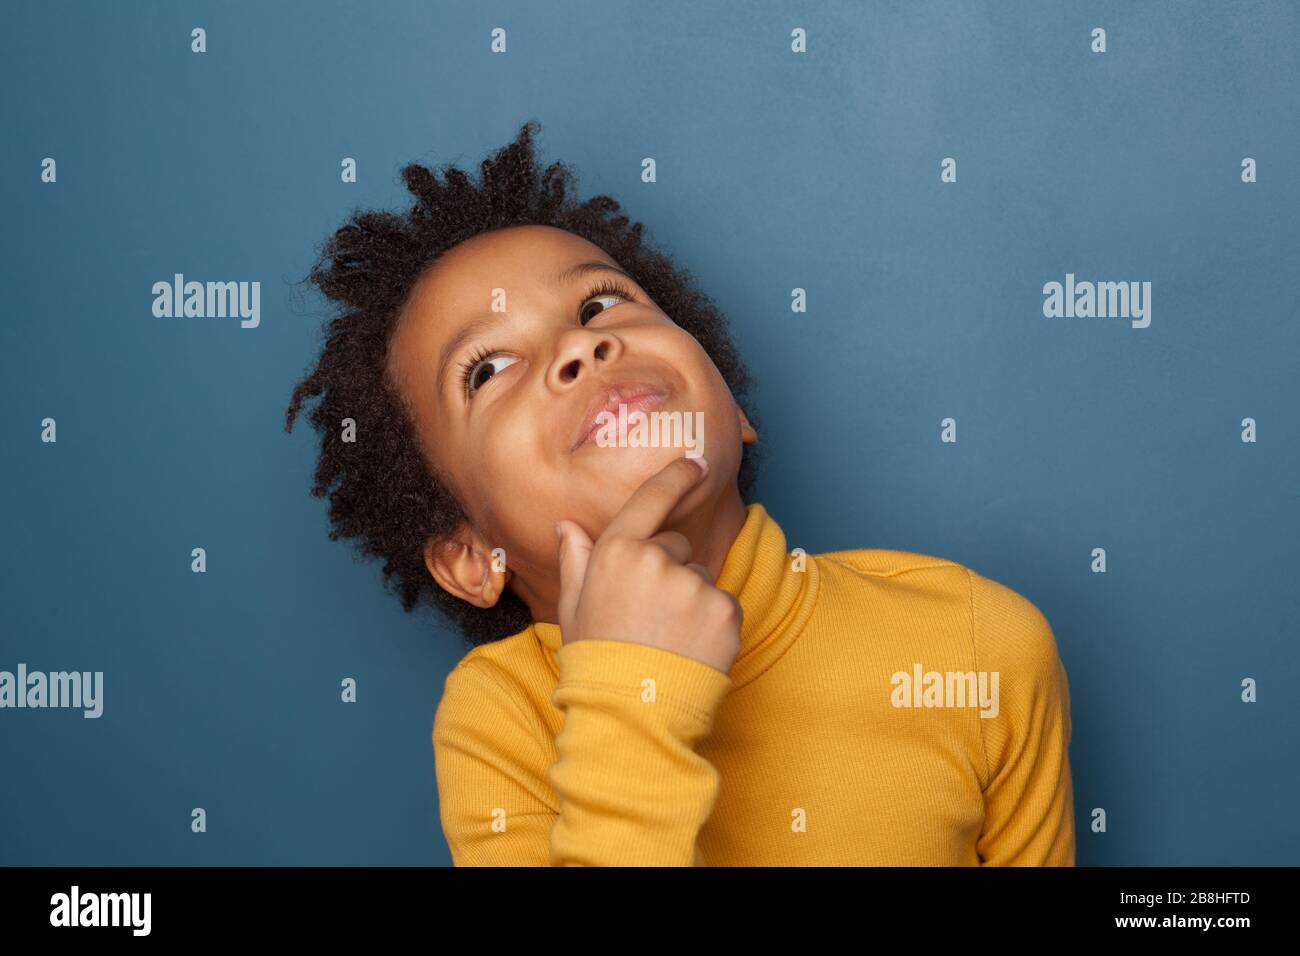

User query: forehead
[387,224,614,399]
[405,224,611,312]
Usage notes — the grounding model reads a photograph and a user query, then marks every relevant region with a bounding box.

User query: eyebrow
[552,260,636,287]
[434,260,636,398]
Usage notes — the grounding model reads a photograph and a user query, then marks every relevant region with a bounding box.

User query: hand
[554,456,742,676]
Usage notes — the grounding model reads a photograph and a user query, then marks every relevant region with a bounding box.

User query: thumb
[555,519,593,639]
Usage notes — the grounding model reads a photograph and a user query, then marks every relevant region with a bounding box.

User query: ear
[423,522,511,609]
[737,405,758,446]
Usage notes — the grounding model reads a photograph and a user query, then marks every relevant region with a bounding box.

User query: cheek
[476,409,545,497]
[676,333,728,393]
[677,343,738,452]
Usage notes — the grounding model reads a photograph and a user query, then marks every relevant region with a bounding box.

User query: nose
[546,327,623,390]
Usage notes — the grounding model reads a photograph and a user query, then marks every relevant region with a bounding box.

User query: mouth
[569,381,670,452]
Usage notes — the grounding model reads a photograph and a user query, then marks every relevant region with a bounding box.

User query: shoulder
[816,548,1060,664]
[815,546,964,580]
[438,629,545,697]
[433,637,546,742]
[964,566,1061,669]
[814,547,971,607]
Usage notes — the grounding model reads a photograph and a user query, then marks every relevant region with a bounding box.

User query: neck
[668,484,750,583]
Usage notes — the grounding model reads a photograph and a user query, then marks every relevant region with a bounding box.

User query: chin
[593,443,702,476]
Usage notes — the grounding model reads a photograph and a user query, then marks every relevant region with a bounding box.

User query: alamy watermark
[592,403,704,458]
[50,886,150,936]
[152,274,260,329]
[1043,272,1151,328]
[0,664,103,718]
[891,663,999,718]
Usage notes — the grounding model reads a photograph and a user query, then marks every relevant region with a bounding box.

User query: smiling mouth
[570,382,670,452]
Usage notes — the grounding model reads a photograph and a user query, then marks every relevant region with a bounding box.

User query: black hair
[285,120,762,647]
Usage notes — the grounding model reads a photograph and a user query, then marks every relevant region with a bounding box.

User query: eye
[578,277,636,325]
[456,276,637,399]
[458,348,519,398]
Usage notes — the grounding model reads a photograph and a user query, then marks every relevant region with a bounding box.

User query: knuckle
[599,536,633,564]
[638,545,670,573]
[713,590,742,624]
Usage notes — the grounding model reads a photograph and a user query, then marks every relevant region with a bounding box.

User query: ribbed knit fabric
[432,502,1076,866]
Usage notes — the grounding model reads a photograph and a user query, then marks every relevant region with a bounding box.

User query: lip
[569,381,670,452]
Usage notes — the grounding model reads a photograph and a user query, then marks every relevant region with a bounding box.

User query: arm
[433,639,733,866]
[969,568,1077,866]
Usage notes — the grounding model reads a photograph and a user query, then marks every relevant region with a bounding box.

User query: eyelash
[456,277,637,397]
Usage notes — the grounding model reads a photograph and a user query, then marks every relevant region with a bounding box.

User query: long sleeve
[968,568,1077,866]
[547,639,733,865]
[432,639,733,866]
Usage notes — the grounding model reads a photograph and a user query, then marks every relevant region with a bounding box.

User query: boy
[285,120,1076,866]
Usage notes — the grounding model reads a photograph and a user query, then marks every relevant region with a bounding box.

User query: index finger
[602,455,709,542]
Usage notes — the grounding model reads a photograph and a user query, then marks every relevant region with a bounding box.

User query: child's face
[386,224,756,618]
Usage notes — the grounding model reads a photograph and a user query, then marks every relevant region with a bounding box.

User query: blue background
[1,0,1297,865]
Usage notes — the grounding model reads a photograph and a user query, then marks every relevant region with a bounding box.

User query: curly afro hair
[285,119,763,649]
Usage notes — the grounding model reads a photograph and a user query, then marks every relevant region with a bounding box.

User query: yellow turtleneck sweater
[432,502,1076,866]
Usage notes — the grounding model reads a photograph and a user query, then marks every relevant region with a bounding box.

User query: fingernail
[693,455,709,474]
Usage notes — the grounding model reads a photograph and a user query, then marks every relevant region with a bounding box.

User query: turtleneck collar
[527,502,821,688]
